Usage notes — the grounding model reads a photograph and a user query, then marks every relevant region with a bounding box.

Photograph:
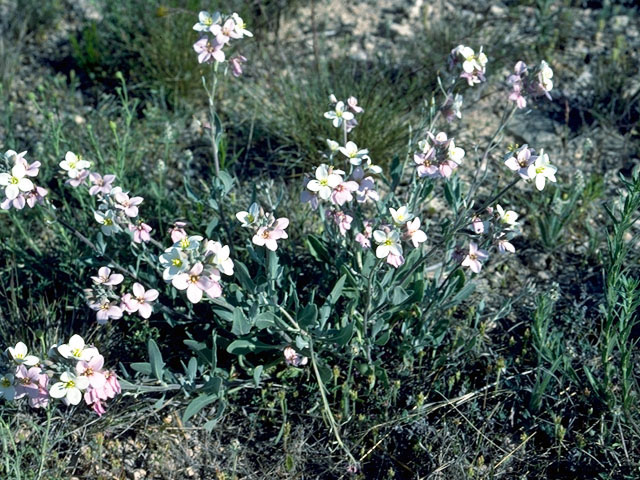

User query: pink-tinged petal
[89,355,104,371]
[138,303,153,319]
[172,273,190,290]
[89,371,107,389]
[265,239,278,251]
[186,284,203,303]
[132,283,145,298]
[205,281,222,299]
[107,306,123,319]
[196,275,213,291]
[144,289,159,302]
[105,273,124,286]
[275,218,289,230]
[190,262,204,276]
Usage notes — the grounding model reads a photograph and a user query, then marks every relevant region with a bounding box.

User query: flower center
[180,238,190,249]
[536,166,544,174]
[189,275,199,284]
[469,253,477,260]
[384,239,393,246]
[104,218,113,226]
[0,378,10,387]
[72,348,82,357]
[172,258,182,267]
[319,179,328,186]
[65,380,75,388]
[10,176,19,184]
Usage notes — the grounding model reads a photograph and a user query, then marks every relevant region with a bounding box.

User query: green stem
[308,338,358,467]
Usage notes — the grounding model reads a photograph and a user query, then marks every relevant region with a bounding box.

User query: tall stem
[309,338,358,467]
[208,63,220,176]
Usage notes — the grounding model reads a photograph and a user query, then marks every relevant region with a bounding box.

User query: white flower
[236,202,260,227]
[231,12,253,37]
[57,335,98,362]
[326,139,340,153]
[176,235,203,251]
[406,218,427,248]
[496,204,519,227]
[447,139,465,164]
[458,45,487,73]
[160,248,189,281]
[389,206,413,225]
[528,149,557,191]
[7,342,39,366]
[338,141,369,166]
[60,151,91,179]
[193,10,220,32]
[323,101,354,128]
[49,371,89,405]
[0,374,15,400]
[306,164,343,200]
[205,241,234,276]
[538,60,553,92]
[94,210,120,236]
[373,229,403,259]
[0,162,34,200]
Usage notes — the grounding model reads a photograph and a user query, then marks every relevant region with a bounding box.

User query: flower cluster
[413,131,465,179]
[507,60,554,109]
[60,151,153,243]
[324,94,364,133]
[368,206,427,268]
[462,202,522,273]
[0,150,48,210]
[160,233,233,304]
[449,45,488,86]
[236,203,290,251]
[504,144,557,191]
[84,266,160,323]
[192,10,252,76]
[1,336,121,416]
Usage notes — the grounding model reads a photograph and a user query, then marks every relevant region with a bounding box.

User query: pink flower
[89,173,116,196]
[76,355,107,389]
[91,266,124,286]
[284,346,308,367]
[66,169,90,187]
[15,365,49,407]
[25,186,48,208]
[170,221,188,243]
[90,299,124,324]
[172,262,216,303]
[461,241,489,273]
[193,37,225,63]
[330,180,359,206]
[347,96,364,113]
[1,194,26,210]
[355,232,370,248]
[329,211,353,236]
[386,253,405,268]
[129,222,152,243]
[252,218,289,251]
[84,370,120,416]
[114,191,143,217]
[504,145,535,179]
[352,169,379,203]
[125,283,159,319]
[229,55,247,77]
